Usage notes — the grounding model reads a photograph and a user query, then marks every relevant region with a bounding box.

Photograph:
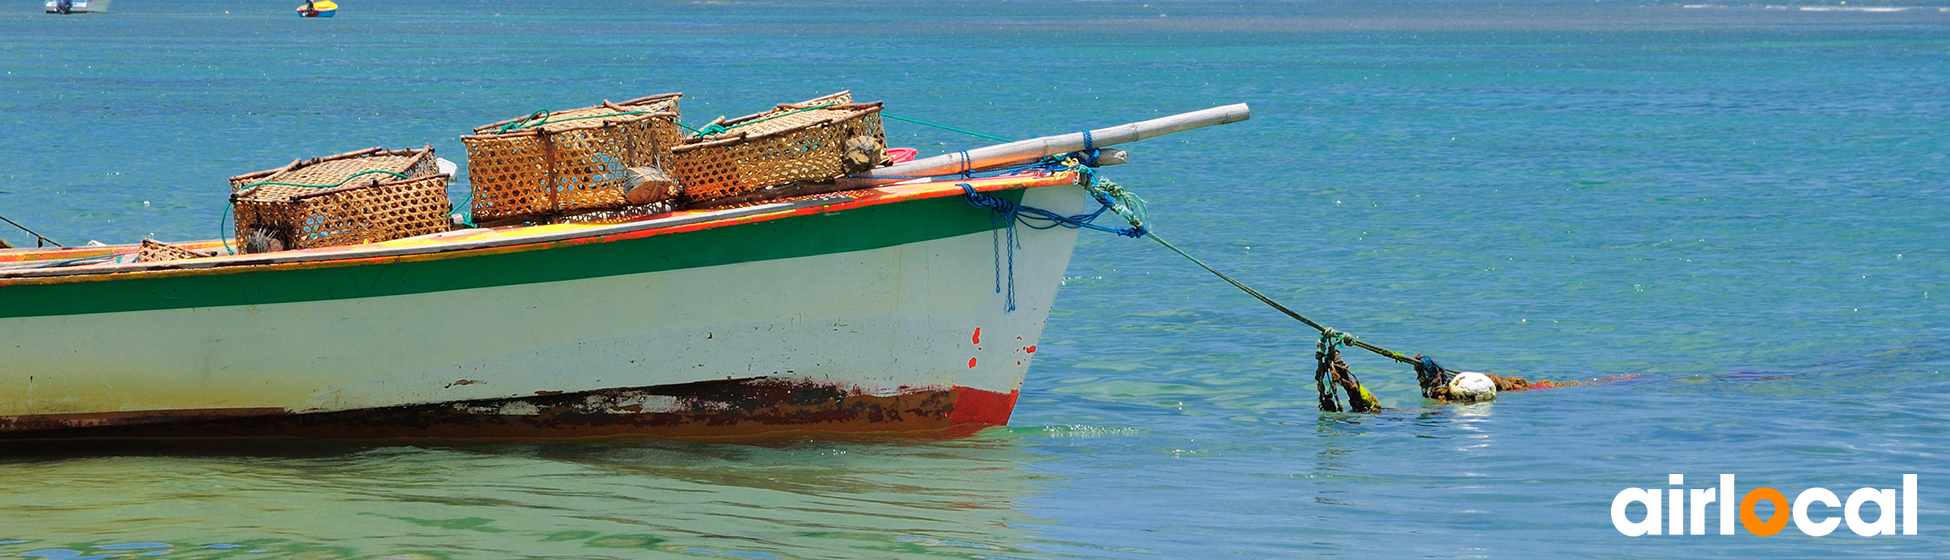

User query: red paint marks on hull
[948,386,1019,427]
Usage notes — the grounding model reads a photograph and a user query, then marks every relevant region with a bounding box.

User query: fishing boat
[44,0,109,14]
[0,105,1247,441]
[297,0,336,17]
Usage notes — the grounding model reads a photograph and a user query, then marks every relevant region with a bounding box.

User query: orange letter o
[1741,488,1790,536]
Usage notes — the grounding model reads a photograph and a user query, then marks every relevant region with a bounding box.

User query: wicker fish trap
[461,93,685,222]
[134,239,210,263]
[231,174,454,251]
[227,145,439,192]
[670,91,887,202]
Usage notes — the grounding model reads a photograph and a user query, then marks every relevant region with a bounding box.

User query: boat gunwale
[0,171,1075,285]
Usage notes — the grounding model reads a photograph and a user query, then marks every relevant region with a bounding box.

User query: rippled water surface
[4,0,1950,557]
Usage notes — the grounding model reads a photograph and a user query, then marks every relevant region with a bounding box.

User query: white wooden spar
[839,103,1251,188]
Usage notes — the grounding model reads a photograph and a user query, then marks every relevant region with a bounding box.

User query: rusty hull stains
[0,378,982,441]
[0,407,288,433]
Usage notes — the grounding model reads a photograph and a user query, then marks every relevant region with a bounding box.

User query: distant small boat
[297,0,337,17]
[44,0,110,14]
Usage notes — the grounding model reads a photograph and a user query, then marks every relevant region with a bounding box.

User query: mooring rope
[1316,330,1381,412]
[1141,232,1416,366]
[949,151,1461,411]
[959,175,1147,312]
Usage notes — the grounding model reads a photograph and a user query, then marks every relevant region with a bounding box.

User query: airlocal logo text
[1612,474,1917,537]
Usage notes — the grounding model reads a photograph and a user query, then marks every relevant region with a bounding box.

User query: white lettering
[1794,488,1841,537]
[1612,488,1663,537]
[1720,474,1736,535]
[1690,488,1717,535]
[1904,474,1917,535]
[1615,475,1920,538]
[1670,488,1684,536]
[1845,488,1896,536]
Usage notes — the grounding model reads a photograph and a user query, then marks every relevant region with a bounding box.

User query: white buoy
[1447,371,1498,403]
[436,157,459,177]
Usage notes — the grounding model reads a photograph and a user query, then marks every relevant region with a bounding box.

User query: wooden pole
[838,103,1250,188]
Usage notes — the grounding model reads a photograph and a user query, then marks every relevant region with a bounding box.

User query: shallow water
[4,0,1949,558]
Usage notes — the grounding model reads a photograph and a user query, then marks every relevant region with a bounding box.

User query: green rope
[1318,327,1356,353]
[1143,231,1416,366]
[689,103,839,138]
[1315,329,1381,412]
[495,109,658,134]
[238,169,409,191]
[449,190,477,229]
[1080,171,1416,368]
[1082,174,1148,232]
[219,198,235,255]
[881,113,1015,143]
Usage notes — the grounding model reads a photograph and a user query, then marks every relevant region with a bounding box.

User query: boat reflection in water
[0,433,1063,557]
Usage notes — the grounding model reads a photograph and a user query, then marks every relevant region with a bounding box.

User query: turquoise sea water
[4,0,1950,557]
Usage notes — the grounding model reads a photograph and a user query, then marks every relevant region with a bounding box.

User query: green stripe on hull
[0,192,1020,319]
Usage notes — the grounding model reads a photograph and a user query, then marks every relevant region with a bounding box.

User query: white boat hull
[0,177,1090,439]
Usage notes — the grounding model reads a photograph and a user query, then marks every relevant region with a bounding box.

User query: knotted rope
[1316,329,1381,412]
[1415,355,1453,400]
[958,165,1145,311]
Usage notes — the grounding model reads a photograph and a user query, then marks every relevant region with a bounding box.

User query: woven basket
[461,93,684,222]
[228,145,439,192]
[134,239,209,263]
[232,173,454,251]
[670,91,886,202]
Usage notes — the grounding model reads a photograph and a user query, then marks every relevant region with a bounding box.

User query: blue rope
[958,182,1145,238]
[1415,355,1452,399]
[1075,130,1102,167]
[959,177,1146,312]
